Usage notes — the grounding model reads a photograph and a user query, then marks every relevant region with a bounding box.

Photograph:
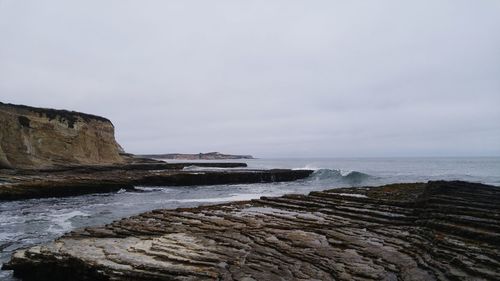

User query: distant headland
[138,152,255,160]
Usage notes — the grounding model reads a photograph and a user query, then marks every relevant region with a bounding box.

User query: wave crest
[309,169,372,185]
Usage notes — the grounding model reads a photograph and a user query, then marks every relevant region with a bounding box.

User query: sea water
[1,157,499,280]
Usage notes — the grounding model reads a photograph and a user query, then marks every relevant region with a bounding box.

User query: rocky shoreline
[2,103,499,280]
[3,180,499,280]
[0,102,314,201]
[0,164,313,201]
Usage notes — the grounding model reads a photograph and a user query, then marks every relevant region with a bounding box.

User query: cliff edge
[0,102,125,169]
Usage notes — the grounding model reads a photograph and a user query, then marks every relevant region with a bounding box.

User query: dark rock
[17,116,31,128]
[0,168,312,201]
[0,101,111,124]
[23,162,248,173]
[3,180,499,280]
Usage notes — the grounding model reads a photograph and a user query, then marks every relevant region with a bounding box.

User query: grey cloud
[1,0,499,157]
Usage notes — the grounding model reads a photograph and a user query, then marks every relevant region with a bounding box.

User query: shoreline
[3,180,499,280]
[0,163,313,201]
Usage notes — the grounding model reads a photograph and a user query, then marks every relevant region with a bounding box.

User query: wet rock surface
[4,180,499,280]
[0,165,312,201]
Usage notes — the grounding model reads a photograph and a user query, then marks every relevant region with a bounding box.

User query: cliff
[0,102,125,169]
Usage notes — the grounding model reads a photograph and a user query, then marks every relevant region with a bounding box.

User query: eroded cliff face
[0,102,125,169]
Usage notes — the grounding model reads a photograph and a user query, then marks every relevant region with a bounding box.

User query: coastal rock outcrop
[4,180,499,280]
[0,167,313,200]
[0,102,125,169]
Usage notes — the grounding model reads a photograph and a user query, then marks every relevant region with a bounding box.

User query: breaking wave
[308,169,373,185]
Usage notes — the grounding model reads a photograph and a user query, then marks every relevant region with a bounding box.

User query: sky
[1,1,499,157]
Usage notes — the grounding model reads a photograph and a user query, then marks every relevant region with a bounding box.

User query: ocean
[1,157,499,280]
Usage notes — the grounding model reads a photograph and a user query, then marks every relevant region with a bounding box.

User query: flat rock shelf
[3,181,500,280]
[0,167,313,200]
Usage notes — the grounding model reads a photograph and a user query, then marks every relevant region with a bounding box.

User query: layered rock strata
[0,168,313,200]
[4,181,499,280]
[0,102,125,169]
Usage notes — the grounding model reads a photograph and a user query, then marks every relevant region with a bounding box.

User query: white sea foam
[0,231,24,242]
[134,186,166,192]
[160,193,261,203]
[182,166,235,171]
[0,214,25,226]
[337,193,368,198]
[339,170,354,177]
[293,164,321,171]
[47,210,90,234]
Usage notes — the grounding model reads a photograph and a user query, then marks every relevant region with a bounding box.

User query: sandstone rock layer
[0,102,124,169]
[4,181,499,280]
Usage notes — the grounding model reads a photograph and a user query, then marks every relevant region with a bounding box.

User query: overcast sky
[1,1,499,157]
